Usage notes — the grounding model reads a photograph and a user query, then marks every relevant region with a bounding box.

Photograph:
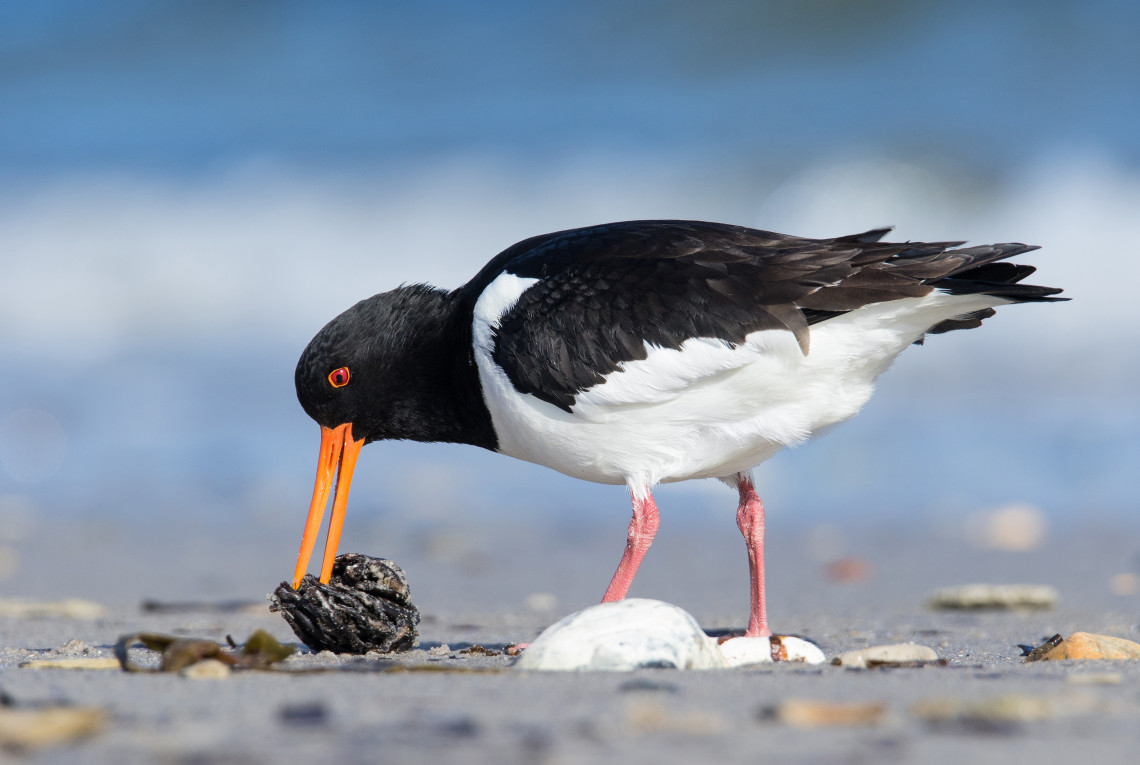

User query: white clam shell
[513,598,826,671]
[719,635,827,666]
[514,599,726,671]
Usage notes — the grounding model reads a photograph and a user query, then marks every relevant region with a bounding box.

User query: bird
[290,219,1064,642]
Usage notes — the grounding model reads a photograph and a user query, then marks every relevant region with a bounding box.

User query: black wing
[462,220,1062,412]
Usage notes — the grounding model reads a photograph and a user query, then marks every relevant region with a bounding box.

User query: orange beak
[292,422,365,589]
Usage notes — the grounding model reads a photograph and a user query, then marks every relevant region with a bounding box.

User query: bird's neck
[381,288,498,451]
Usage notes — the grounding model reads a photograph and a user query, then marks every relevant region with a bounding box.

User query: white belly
[472,274,1005,489]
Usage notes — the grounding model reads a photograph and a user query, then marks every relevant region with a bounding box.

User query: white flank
[474,276,1009,489]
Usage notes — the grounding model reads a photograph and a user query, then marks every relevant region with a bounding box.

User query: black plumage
[478,221,1063,412]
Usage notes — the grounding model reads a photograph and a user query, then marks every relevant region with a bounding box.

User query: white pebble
[180,659,232,679]
[720,636,826,666]
[831,643,939,668]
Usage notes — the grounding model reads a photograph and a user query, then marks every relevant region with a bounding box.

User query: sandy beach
[3,514,1139,764]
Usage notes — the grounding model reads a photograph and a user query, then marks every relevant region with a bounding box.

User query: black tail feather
[833,227,894,244]
[930,242,1065,304]
[927,307,998,335]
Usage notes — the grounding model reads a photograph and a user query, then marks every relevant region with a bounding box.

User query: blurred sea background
[1,1,1138,600]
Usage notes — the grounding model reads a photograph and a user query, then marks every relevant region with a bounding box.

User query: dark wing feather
[460,220,1062,412]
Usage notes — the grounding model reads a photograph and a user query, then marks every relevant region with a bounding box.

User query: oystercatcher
[291,220,1064,639]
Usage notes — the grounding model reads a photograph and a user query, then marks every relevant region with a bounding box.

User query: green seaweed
[115,630,296,673]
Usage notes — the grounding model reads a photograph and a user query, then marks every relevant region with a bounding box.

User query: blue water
[2,1,1137,175]
[1,1,1137,527]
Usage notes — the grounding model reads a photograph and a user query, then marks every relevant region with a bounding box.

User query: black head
[295,284,464,444]
[291,282,495,590]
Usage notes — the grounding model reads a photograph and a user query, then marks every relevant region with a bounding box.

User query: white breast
[472,272,1007,489]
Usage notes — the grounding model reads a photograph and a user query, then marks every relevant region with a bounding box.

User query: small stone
[824,557,872,583]
[1067,673,1122,685]
[57,639,89,655]
[1109,572,1139,596]
[832,643,939,668]
[0,599,105,619]
[926,584,1057,610]
[180,659,232,679]
[618,678,681,694]
[765,699,887,728]
[0,707,105,750]
[524,592,558,612]
[19,658,120,670]
[968,503,1047,551]
[1040,632,1140,661]
[720,636,826,666]
[270,553,419,654]
[514,599,726,671]
[622,700,727,734]
[278,702,329,726]
[911,694,1056,727]
[429,644,451,657]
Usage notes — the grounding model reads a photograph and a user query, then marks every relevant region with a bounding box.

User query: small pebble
[968,503,1047,551]
[720,636,826,666]
[429,645,452,657]
[1040,632,1140,661]
[765,699,887,728]
[0,599,105,619]
[57,639,89,655]
[0,707,105,750]
[831,643,939,668]
[1067,673,1122,685]
[1109,573,1139,596]
[618,678,681,694]
[926,584,1057,610]
[524,592,558,612]
[824,557,872,583]
[180,659,232,679]
[19,658,120,670]
[622,700,727,735]
[911,694,1056,725]
[278,702,329,726]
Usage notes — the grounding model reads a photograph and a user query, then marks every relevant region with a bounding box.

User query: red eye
[328,367,350,388]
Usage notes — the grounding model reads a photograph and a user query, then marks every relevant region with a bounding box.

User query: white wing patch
[472,272,539,354]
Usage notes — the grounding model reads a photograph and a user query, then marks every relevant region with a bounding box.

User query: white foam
[0,153,1130,396]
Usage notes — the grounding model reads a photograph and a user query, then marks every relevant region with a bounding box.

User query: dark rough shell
[270,553,419,654]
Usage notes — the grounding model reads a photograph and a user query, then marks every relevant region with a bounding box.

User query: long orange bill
[292,422,365,589]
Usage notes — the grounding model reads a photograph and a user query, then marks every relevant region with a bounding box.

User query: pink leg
[736,473,772,638]
[601,489,661,602]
